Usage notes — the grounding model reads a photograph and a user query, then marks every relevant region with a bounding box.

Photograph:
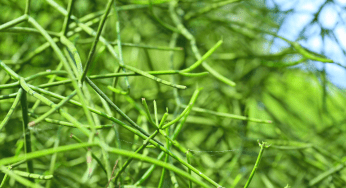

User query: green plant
[1,0,345,187]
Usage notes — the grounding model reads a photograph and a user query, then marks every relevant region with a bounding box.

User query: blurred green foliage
[1,0,346,187]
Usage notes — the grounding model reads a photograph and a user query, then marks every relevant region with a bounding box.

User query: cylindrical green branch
[0,89,23,132]
[244,141,270,188]
[13,170,53,180]
[20,88,34,179]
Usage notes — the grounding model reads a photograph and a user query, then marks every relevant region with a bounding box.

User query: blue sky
[265,0,346,88]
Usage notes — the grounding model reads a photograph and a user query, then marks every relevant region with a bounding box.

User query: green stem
[27,16,96,141]
[45,0,189,91]
[61,36,83,80]
[111,42,183,51]
[170,169,179,188]
[183,0,241,20]
[309,163,345,187]
[122,64,187,89]
[34,79,219,186]
[142,98,156,127]
[20,88,34,180]
[85,77,163,146]
[0,139,211,187]
[187,150,192,188]
[29,113,113,129]
[181,40,223,73]
[113,2,130,91]
[0,143,97,166]
[81,0,115,83]
[32,70,203,89]
[134,112,173,186]
[167,32,181,188]
[161,104,191,129]
[20,81,91,137]
[244,141,269,188]
[116,4,149,11]
[158,113,170,188]
[107,86,128,95]
[0,89,23,132]
[230,174,242,188]
[0,70,67,90]
[31,62,64,113]
[134,152,165,185]
[1,27,61,37]
[112,129,160,182]
[153,100,159,125]
[61,0,75,36]
[28,84,154,140]
[70,134,108,176]
[172,89,202,140]
[149,0,179,33]
[111,66,123,103]
[0,15,28,31]
[169,1,236,87]
[68,11,104,28]
[13,170,53,180]
[0,166,11,188]
[0,166,42,188]
[24,79,218,187]
[179,104,272,124]
[157,156,167,188]
[0,9,111,84]
[46,127,60,188]
[105,146,210,188]
[25,0,31,15]
[0,92,18,100]
[28,90,77,127]
[169,32,181,106]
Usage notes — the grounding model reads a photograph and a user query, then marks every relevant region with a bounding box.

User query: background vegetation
[0,0,346,187]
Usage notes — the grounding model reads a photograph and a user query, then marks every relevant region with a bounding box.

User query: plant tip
[28,121,35,127]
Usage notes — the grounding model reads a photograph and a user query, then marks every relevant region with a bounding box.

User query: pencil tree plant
[0,0,345,187]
